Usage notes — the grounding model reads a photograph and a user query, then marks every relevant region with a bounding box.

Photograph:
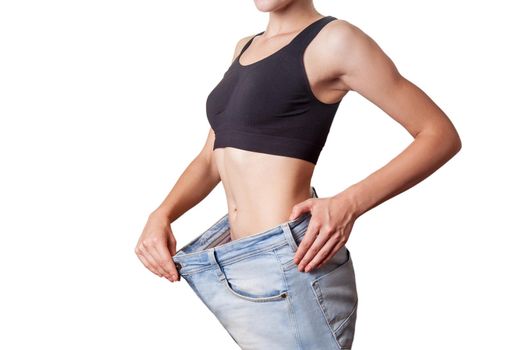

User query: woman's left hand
[288,192,360,272]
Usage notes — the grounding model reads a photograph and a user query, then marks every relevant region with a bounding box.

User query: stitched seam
[182,241,289,276]
[220,278,287,302]
[310,248,351,284]
[282,229,309,270]
[275,248,303,350]
[309,249,355,349]
[219,248,288,303]
[222,245,280,266]
[310,280,341,349]
[215,127,322,148]
[333,298,358,335]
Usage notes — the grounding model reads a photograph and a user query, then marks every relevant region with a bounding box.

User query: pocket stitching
[281,230,309,271]
[219,249,289,303]
[333,298,358,335]
[282,257,297,270]
[311,248,351,283]
[310,250,357,349]
[221,278,288,302]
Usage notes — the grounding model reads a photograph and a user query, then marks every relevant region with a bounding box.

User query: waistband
[172,186,318,276]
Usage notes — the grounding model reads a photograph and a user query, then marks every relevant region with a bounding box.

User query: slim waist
[173,212,311,276]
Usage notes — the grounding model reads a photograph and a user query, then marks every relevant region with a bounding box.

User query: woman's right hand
[135,210,180,282]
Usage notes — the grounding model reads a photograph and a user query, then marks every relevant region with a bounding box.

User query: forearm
[339,127,462,218]
[151,155,221,223]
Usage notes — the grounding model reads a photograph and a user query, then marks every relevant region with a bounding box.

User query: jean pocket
[311,248,358,349]
[220,251,289,303]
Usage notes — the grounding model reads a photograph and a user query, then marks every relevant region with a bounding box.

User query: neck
[264,3,322,37]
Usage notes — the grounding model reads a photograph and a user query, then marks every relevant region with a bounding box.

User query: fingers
[293,216,324,270]
[136,248,163,277]
[296,226,333,272]
[135,239,180,283]
[166,235,181,281]
[293,216,347,272]
[306,234,340,272]
[317,240,344,268]
[153,243,180,282]
[289,198,313,220]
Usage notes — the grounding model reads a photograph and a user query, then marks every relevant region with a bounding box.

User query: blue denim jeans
[172,186,358,349]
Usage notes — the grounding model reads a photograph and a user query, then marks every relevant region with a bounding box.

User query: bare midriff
[212,146,315,241]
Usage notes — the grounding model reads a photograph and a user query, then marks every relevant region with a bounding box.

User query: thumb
[289,199,313,221]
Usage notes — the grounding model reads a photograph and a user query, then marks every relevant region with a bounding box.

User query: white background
[1,1,524,349]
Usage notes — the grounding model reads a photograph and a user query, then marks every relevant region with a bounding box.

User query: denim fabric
[172,186,358,350]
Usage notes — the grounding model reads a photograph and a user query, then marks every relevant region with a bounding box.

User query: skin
[135,0,462,282]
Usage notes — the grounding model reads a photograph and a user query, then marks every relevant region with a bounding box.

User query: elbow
[425,122,462,159]
[450,128,462,155]
[455,136,462,154]
[438,118,462,157]
[449,132,462,156]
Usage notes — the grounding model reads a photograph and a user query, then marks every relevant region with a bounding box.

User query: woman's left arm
[291,20,462,272]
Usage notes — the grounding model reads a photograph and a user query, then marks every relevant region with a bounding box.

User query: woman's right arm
[135,35,254,282]
[135,128,220,282]
[152,127,221,223]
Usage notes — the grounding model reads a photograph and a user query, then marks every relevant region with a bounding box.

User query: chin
[253,0,295,12]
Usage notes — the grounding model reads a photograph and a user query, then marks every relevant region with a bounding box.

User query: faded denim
[172,186,358,349]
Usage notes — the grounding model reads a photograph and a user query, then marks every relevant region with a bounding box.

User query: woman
[135,0,462,348]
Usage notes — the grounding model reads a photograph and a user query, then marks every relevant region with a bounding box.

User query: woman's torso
[207,15,344,240]
[213,147,315,240]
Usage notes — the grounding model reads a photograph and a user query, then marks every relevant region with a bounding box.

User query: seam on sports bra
[214,127,322,147]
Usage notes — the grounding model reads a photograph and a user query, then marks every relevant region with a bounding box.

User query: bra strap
[288,15,337,55]
[239,31,265,56]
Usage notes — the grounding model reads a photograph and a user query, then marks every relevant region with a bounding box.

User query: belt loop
[281,222,298,252]
[207,248,226,282]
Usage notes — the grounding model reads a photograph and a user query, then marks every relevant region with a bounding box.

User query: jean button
[174,262,182,270]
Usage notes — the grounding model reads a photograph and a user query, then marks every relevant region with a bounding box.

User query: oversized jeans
[172,186,358,349]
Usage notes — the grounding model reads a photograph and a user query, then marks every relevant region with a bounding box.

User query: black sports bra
[206,15,341,165]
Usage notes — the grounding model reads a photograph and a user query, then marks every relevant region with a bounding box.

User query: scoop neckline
[236,15,329,68]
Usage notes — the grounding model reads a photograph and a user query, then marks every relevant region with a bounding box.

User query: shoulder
[318,18,375,61]
[317,18,399,89]
[321,19,373,52]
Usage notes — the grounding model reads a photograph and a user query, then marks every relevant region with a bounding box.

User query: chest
[206,57,312,129]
